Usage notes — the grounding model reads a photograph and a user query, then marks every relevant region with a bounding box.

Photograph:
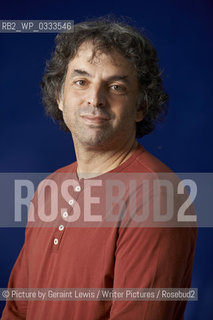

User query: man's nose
[87,85,105,108]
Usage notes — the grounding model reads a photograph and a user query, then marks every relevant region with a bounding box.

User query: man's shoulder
[39,161,77,185]
[54,161,77,174]
[124,144,173,174]
[31,161,77,203]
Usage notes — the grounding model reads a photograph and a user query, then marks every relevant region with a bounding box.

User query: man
[1,18,197,319]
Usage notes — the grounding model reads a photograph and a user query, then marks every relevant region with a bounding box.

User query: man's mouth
[80,115,110,125]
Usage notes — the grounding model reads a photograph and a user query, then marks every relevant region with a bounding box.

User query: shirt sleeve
[1,233,30,319]
[1,199,36,320]
[109,226,197,320]
[109,178,197,320]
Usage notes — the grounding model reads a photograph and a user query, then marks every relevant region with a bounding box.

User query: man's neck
[74,139,138,180]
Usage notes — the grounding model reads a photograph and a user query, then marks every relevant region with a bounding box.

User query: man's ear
[136,102,147,122]
[136,93,147,122]
[57,84,64,111]
[136,107,144,122]
[57,96,63,111]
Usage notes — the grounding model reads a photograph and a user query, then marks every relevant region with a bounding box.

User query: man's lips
[80,115,110,125]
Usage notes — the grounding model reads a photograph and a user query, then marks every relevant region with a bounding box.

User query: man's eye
[110,84,125,93]
[74,80,87,86]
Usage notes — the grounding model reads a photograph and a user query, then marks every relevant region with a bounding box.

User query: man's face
[58,41,143,149]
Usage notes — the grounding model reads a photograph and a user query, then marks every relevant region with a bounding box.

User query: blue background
[0,0,212,318]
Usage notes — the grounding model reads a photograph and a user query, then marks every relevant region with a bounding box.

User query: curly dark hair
[41,17,168,138]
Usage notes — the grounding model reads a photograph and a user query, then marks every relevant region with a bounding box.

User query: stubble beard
[73,122,119,147]
[63,113,118,147]
[63,106,136,149]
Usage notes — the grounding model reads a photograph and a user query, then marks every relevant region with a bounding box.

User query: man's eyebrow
[70,69,129,83]
[106,75,129,83]
[70,69,92,78]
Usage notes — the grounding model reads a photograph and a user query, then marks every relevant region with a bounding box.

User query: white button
[75,185,81,192]
[69,199,74,205]
[59,224,64,231]
[62,211,68,218]
[54,238,59,245]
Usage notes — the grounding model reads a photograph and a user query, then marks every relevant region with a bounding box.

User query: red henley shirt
[1,144,197,319]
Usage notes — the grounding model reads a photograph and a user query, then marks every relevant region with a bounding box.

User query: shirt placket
[51,179,84,252]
